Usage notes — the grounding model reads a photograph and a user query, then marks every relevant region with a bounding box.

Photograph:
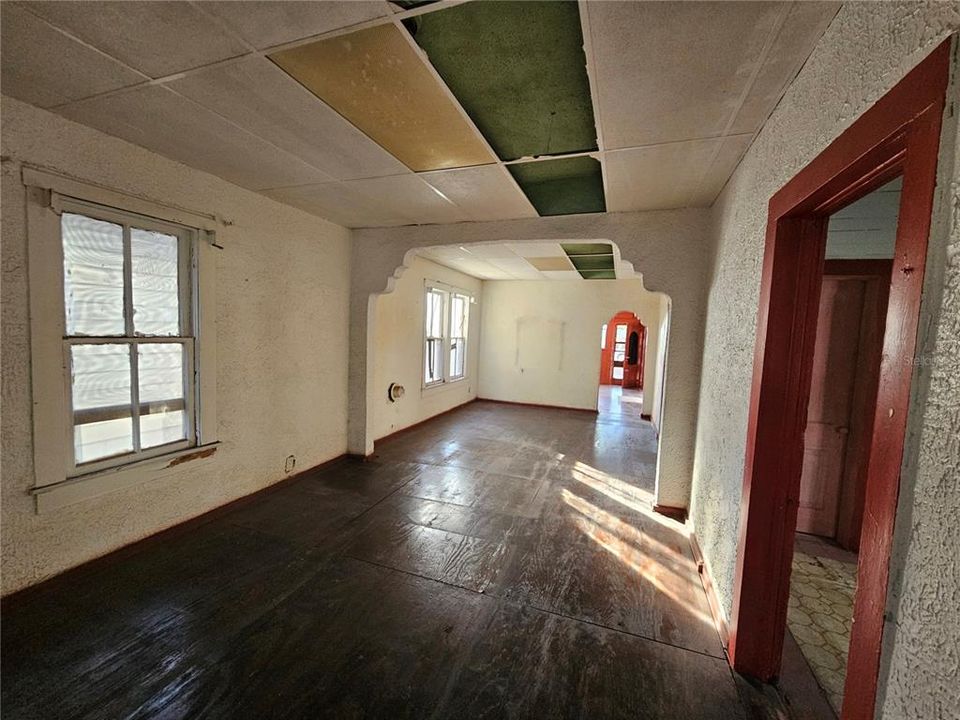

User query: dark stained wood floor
[2,401,781,719]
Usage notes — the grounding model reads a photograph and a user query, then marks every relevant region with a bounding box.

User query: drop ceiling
[1,1,839,228]
[419,241,628,281]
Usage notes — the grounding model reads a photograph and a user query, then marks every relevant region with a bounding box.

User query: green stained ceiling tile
[508,156,605,216]
[570,254,615,271]
[578,270,617,280]
[561,243,612,256]
[406,1,597,161]
[391,0,436,9]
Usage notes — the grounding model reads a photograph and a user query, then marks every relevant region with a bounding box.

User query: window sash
[58,198,197,477]
[423,285,471,387]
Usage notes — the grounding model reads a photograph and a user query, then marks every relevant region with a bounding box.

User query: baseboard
[476,397,598,414]
[653,504,687,523]
[374,397,478,446]
[688,529,730,649]
[1,451,350,604]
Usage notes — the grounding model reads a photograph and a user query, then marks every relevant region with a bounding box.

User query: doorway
[728,40,949,720]
[786,180,897,716]
[598,311,645,421]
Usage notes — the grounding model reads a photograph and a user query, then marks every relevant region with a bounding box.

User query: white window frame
[423,286,447,388]
[60,198,197,476]
[422,281,472,390]
[448,292,469,382]
[24,167,219,512]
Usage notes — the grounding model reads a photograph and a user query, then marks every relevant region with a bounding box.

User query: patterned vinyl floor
[787,547,858,713]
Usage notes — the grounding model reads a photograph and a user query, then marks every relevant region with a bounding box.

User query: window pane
[131,228,180,336]
[601,324,607,349]
[62,213,125,336]
[450,338,465,379]
[424,338,443,384]
[450,295,467,337]
[139,343,187,448]
[612,366,624,380]
[615,324,628,342]
[426,290,444,338]
[71,344,133,463]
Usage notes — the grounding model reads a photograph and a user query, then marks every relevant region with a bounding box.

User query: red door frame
[728,39,950,720]
[599,311,645,387]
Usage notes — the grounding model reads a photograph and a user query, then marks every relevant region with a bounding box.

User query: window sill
[421,377,469,395]
[30,442,220,513]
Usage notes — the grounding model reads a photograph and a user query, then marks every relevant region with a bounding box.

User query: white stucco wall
[1,96,351,595]
[478,279,667,416]
[685,5,960,718]
[372,255,481,440]
[350,210,712,510]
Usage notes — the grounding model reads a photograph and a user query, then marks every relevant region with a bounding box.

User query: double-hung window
[423,285,470,387]
[61,200,197,474]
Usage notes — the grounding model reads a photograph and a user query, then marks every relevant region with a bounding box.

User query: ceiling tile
[604,135,753,212]
[464,244,523,260]
[588,2,831,148]
[407,1,597,160]
[201,1,390,50]
[270,22,495,172]
[168,57,407,181]
[420,166,537,222]
[24,1,249,78]
[562,242,614,256]
[527,256,574,272]
[507,243,565,258]
[728,2,840,136]
[541,270,582,280]
[343,175,468,225]
[60,85,334,191]
[261,182,412,228]
[0,4,145,108]
[569,255,615,271]
[508,156,605,216]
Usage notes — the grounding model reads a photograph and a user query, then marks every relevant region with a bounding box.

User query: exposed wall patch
[406,1,598,161]
[508,156,605,216]
[269,23,495,172]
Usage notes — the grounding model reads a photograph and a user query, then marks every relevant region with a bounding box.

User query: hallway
[1,402,765,719]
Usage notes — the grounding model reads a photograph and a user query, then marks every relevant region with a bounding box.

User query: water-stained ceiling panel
[269,23,496,172]
[406,0,597,161]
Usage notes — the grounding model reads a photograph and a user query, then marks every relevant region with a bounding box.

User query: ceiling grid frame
[3,0,841,226]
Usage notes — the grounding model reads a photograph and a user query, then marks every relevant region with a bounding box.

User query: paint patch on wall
[508,156,605,217]
[406,1,597,161]
[270,23,495,172]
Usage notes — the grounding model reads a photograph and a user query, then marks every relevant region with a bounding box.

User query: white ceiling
[419,242,630,281]
[1,1,839,228]
[825,177,901,260]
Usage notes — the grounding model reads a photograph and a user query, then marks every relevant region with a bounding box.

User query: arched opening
[598,311,647,423]
[365,238,676,506]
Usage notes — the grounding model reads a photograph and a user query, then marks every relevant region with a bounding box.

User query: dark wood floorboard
[2,401,771,719]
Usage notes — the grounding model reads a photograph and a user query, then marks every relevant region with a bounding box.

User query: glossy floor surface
[597,384,644,422]
[2,402,777,719]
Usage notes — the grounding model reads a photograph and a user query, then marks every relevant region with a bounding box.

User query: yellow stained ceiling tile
[527,256,574,272]
[270,23,495,172]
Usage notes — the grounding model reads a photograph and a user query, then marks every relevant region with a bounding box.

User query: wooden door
[796,277,866,537]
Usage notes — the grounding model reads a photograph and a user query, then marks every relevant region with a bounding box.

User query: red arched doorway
[599,311,646,388]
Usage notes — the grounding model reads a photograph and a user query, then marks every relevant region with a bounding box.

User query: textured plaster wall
[350,209,711,509]
[1,97,351,595]
[478,279,667,414]
[372,255,481,440]
[686,4,960,718]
